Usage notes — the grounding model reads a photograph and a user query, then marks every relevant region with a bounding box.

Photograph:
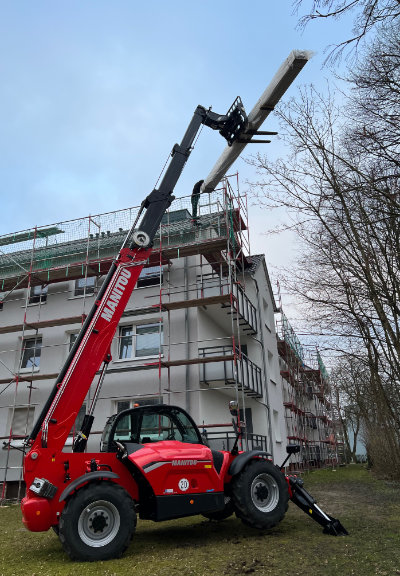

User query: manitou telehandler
[21,51,347,561]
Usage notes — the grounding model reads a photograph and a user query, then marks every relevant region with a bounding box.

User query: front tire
[59,481,136,561]
[231,460,288,530]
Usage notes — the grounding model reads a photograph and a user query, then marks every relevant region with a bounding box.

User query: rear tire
[231,460,288,530]
[59,481,136,561]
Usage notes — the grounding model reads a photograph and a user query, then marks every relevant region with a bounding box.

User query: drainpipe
[252,275,274,460]
[184,257,190,413]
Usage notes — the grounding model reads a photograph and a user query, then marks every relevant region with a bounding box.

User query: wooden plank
[0,237,228,291]
[0,315,86,334]
[159,238,227,260]
[161,293,231,311]
[0,373,59,385]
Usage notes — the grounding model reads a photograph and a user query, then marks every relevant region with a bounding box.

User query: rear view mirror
[286,444,301,455]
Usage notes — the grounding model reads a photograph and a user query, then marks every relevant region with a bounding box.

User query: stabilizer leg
[288,476,348,536]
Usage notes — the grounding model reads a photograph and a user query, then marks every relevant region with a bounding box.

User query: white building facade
[0,187,340,499]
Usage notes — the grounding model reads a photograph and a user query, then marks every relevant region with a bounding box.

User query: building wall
[0,251,289,487]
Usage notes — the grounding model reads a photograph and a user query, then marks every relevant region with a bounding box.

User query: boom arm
[27,101,247,452]
[27,50,312,455]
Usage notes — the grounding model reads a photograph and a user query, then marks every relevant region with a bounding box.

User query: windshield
[105,405,203,450]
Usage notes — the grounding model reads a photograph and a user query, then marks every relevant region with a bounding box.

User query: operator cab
[101,404,203,452]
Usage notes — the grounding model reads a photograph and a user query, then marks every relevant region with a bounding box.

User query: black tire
[202,496,235,521]
[231,459,289,530]
[59,481,136,561]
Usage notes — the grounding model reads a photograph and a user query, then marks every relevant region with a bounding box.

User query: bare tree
[293,0,400,61]
[330,355,369,462]
[248,21,400,476]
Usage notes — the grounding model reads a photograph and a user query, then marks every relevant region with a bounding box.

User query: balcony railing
[232,283,257,334]
[200,429,268,452]
[197,274,257,334]
[199,345,263,398]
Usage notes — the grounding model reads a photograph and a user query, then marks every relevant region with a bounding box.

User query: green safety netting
[317,351,329,382]
[281,313,305,364]
[0,192,232,288]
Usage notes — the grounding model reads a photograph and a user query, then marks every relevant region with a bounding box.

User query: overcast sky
[0,1,353,288]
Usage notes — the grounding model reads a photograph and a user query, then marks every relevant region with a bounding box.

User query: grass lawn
[0,465,399,576]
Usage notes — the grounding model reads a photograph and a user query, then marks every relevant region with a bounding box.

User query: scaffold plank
[0,373,59,385]
[161,294,231,311]
[0,305,160,333]
[0,238,229,291]
[0,316,86,334]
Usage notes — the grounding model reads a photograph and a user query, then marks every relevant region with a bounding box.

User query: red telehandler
[21,53,347,561]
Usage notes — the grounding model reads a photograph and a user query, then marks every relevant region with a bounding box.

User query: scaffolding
[0,175,267,502]
[275,306,344,472]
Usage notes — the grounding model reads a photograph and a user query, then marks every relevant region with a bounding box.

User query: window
[112,399,163,445]
[74,276,96,297]
[9,407,35,439]
[118,323,163,360]
[140,412,183,442]
[111,405,198,445]
[21,337,42,370]
[136,324,162,357]
[119,326,133,359]
[137,266,163,288]
[116,397,162,414]
[69,332,79,351]
[117,400,131,413]
[29,284,48,304]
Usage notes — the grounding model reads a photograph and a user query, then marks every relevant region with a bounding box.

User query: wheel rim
[78,499,120,547]
[250,473,280,512]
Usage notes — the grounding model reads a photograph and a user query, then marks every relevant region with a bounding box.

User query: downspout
[184,257,190,413]
[252,275,274,461]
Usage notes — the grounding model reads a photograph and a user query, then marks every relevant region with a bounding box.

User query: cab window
[114,412,140,443]
[140,412,183,443]
[172,408,201,443]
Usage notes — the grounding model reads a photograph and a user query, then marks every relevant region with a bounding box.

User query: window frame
[73,276,97,298]
[20,336,42,372]
[116,322,163,362]
[136,266,163,289]
[108,403,202,447]
[28,284,48,305]
[115,397,163,414]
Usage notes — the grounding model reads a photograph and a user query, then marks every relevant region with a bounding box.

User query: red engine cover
[129,441,227,496]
